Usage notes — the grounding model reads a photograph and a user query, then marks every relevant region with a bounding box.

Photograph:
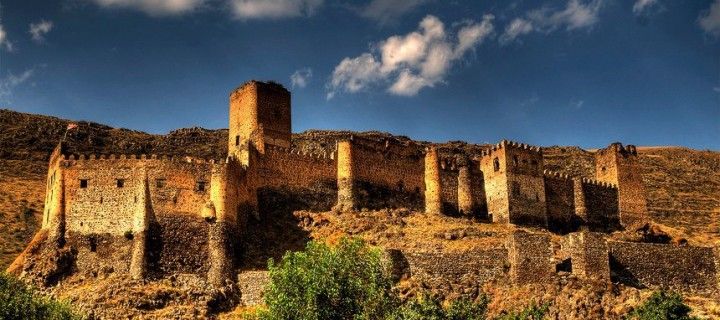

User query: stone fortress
[29,80,719,303]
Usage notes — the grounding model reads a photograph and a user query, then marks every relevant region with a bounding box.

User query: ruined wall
[609,241,719,293]
[543,172,575,233]
[508,230,553,284]
[568,232,610,282]
[387,248,508,299]
[470,165,488,218]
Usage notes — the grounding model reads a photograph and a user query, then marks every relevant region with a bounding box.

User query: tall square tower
[480,140,547,226]
[595,143,647,227]
[228,80,291,156]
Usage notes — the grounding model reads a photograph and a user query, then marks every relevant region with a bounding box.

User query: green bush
[255,237,398,320]
[0,273,81,320]
[495,302,549,320]
[626,291,698,320]
[389,294,488,320]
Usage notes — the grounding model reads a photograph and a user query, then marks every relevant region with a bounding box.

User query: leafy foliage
[389,293,489,320]
[255,237,398,320]
[0,272,81,320]
[495,302,549,320]
[626,291,698,320]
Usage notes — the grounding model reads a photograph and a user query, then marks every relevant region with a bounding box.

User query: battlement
[597,142,638,157]
[479,140,542,158]
[263,144,335,163]
[229,80,289,99]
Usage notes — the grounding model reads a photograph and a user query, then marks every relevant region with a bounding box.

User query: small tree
[627,291,698,320]
[255,237,398,320]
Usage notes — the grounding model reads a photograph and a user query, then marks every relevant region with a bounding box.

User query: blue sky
[0,0,718,150]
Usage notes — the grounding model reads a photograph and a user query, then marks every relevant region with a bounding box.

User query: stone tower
[595,143,647,228]
[480,140,547,226]
[228,80,291,159]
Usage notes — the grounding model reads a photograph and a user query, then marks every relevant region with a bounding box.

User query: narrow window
[513,155,519,167]
[80,179,88,188]
[601,166,607,172]
[196,181,206,192]
[156,179,166,188]
[493,157,500,172]
[89,237,97,252]
[235,135,240,146]
[116,179,125,188]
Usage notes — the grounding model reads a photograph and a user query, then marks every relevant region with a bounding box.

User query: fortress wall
[386,248,508,298]
[470,166,488,217]
[439,165,459,214]
[352,144,425,210]
[581,179,620,231]
[544,174,576,233]
[257,145,336,189]
[62,156,213,236]
[67,232,134,276]
[609,241,718,293]
[60,155,218,276]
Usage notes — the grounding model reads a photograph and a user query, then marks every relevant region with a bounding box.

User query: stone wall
[387,248,509,299]
[238,270,270,306]
[257,145,335,189]
[609,241,719,294]
[581,179,619,232]
[440,165,459,214]
[352,141,425,210]
[508,230,553,284]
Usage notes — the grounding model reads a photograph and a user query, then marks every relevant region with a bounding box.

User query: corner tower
[480,140,547,227]
[595,143,647,228]
[229,80,291,158]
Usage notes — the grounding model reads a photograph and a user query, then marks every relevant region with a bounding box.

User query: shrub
[389,294,488,320]
[255,237,398,320]
[0,272,81,320]
[496,302,549,320]
[627,291,698,320]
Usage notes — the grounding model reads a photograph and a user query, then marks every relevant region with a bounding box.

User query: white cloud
[699,0,720,37]
[89,0,205,16]
[632,0,658,14]
[0,69,34,103]
[230,0,322,19]
[29,20,54,43]
[290,67,312,88]
[714,86,720,93]
[500,0,603,45]
[328,14,494,98]
[360,0,428,25]
[0,24,13,52]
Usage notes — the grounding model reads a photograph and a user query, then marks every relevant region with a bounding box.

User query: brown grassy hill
[1,109,718,268]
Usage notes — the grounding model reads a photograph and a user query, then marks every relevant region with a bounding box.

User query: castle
[27,81,719,300]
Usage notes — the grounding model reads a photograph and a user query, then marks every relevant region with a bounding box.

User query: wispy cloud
[0,23,12,52]
[29,20,54,43]
[290,67,312,88]
[632,0,658,15]
[500,0,603,45]
[0,69,35,104]
[359,0,429,25]
[713,86,720,93]
[328,14,494,98]
[699,0,720,37]
[230,0,323,20]
[88,0,206,16]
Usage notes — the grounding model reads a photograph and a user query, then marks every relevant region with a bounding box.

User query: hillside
[0,108,719,270]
